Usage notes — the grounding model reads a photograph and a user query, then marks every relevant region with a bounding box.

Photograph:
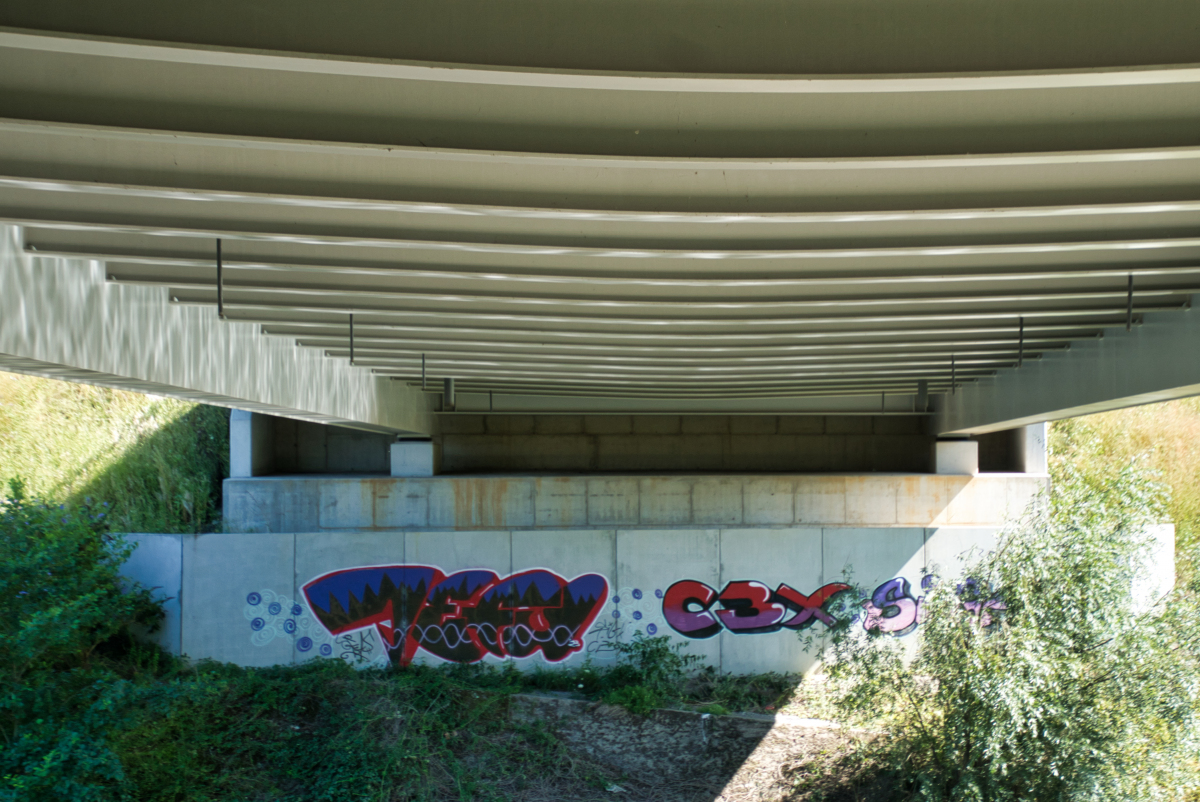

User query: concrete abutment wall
[143,412,1061,674]
[120,470,1078,674]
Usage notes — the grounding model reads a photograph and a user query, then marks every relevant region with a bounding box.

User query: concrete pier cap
[391,438,436,477]
[933,439,979,476]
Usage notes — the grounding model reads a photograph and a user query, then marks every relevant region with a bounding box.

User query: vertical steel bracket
[216,238,224,319]
[1126,273,1134,332]
[1018,316,1024,367]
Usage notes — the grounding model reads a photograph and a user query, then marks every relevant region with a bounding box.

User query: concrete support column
[933,439,979,475]
[391,438,436,477]
[1016,422,1048,474]
[229,410,274,478]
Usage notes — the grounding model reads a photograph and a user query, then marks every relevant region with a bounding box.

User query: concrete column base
[229,410,274,478]
[1017,422,1049,474]
[391,439,435,477]
[933,439,979,475]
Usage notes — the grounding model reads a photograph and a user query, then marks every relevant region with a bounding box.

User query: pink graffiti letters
[663,579,852,638]
[955,577,1007,627]
[861,577,922,635]
[860,575,1006,635]
[302,565,608,665]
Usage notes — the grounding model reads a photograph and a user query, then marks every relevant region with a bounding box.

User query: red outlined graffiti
[301,565,608,665]
[662,580,722,638]
[663,579,852,638]
[775,583,851,628]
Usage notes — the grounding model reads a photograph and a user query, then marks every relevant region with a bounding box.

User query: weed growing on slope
[523,633,798,715]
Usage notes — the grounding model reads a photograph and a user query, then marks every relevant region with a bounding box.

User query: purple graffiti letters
[960,599,1006,626]
[664,579,852,638]
[862,577,922,635]
[956,577,1007,627]
[302,565,608,665]
[859,575,1007,636]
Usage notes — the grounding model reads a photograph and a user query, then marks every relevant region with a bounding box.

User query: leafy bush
[1050,399,1200,580]
[599,632,702,714]
[821,462,1200,801]
[0,478,162,801]
[603,685,662,716]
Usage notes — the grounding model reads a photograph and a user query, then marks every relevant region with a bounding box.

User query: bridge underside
[8,0,1192,674]
[1,0,1199,467]
[3,0,1200,444]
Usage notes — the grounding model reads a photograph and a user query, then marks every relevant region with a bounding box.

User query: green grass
[1049,398,1200,578]
[100,649,800,801]
[0,371,228,533]
[107,657,615,802]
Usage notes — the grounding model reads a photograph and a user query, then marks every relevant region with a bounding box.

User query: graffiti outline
[301,564,608,666]
[663,579,853,638]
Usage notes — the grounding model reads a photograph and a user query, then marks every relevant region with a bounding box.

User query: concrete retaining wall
[122,472,1171,675]
[121,523,1017,674]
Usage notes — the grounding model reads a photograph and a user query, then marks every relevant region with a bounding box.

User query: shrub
[599,632,702,714]
[820,461,1200,801]
[603,685,662,716]
[0,478,162,801]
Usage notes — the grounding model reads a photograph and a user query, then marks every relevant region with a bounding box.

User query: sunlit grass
[1050,397,1200,578]
[0,371,228,533]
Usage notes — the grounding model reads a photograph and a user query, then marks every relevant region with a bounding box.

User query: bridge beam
[936,305,1200,434]
[0,225,434,434]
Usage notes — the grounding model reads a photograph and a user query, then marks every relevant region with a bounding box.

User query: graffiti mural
[300,565,608,666]
[658,574,1004,640]
[662,579,852,638]
[241,564,1004,668]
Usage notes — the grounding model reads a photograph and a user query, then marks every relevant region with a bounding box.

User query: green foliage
[694,703,728,716]
[821,461,1200,802]
[592,632,709,715]
[1050,399,1200,579]
[0,480,163,801]
[0,373,228,533]
[603,685,662,716]
[686,666,796,713]
[109,660,578,802]
[526,637,795,716]
[0,479,160,684]
[608,632,701,703]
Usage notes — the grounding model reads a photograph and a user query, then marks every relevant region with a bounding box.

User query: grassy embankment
[0,371,227,533]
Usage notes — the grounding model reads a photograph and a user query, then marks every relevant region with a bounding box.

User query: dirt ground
[503,688,891,802]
